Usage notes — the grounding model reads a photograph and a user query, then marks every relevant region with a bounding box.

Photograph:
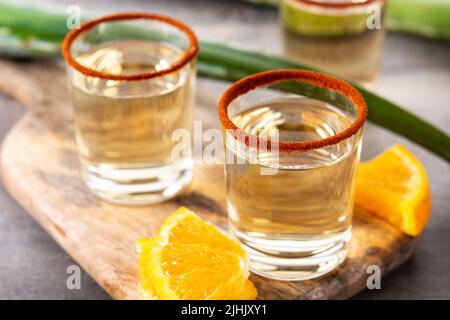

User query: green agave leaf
[0,1,448,161]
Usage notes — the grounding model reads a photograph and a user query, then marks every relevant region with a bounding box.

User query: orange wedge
[137,207,257,300]
[355,144,431,236]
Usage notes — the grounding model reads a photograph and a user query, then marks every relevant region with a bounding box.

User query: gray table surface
[0,0,449,300]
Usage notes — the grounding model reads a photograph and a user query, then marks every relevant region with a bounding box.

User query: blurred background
[0,0,449,299]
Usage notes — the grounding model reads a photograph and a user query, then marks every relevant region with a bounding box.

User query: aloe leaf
[0,2,448,162]
[247,0,450,40]
[388,0,450,40]
[198,43,450,161]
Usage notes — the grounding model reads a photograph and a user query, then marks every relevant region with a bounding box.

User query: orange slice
[355,144,431,236]
[137,207,257,300]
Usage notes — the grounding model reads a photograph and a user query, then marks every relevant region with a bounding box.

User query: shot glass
[219,69,367,280]
[281,0,387,86]
[62,13,198,205]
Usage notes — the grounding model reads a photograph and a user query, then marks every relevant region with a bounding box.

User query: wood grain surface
[0,59,416,299]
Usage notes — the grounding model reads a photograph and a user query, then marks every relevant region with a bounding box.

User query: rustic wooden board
[0,59,416,300]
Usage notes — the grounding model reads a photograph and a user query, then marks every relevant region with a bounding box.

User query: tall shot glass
[219,69,368,280]
[61,13,198,205]
[281,0,387,87]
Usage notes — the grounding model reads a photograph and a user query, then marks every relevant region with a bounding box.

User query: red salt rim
[218,69,368,153]
[293,0,383,9]
[61,12,199,81]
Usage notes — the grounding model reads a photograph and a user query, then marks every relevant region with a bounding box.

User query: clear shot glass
[62,13,198,205]
[219,69,368,280]
[281,0,387,87]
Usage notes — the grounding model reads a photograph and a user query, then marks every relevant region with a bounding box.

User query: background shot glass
[219,69,368,280]
[62,13,198,205]
[281,0,387,87]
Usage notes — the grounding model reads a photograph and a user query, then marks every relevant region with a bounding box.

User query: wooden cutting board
[0,59,416,300]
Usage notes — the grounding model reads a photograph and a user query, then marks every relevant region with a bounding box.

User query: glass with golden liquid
[219,70,367,280]
[62,14,198,205]
[281,0,387,87]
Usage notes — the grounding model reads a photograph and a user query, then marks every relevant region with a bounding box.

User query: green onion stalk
[0,1,449,162]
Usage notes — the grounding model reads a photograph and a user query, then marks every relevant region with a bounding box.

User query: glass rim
[290,0,383,9]
[218,69,368,153]
[61,12,199,81]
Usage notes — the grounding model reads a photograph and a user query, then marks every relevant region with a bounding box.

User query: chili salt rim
[218,69,368,153]
[61,12,199,81]
[293,0,382,9]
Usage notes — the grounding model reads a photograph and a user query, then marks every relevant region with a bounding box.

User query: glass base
[231,226,351,281]
[80,160,192,206]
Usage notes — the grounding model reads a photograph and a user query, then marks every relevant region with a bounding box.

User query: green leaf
[0,2,448,162]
